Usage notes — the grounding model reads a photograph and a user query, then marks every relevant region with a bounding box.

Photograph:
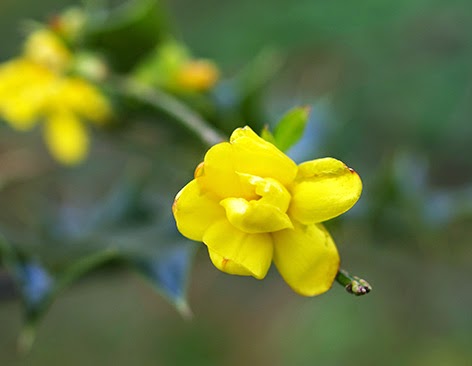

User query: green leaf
[273,106,311,152]
[130,235,195,318]
[88,175,153,230]
[83,0,170,72]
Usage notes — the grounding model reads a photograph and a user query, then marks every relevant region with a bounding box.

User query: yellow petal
[24,29,71,72]
[173,179,225,241]
[219,175,293,233]
[238,174,291,212]
[196,142,256,199]
[221,197,293,233]
[208,249,253,276]
[43,112,88,165]
[197,126,298,200]
[230,126,298,188]
[0,59,54,130]
[203,219,273,279]
[288,157,362,224]
[57,78,111,123]
[273,221,340,296]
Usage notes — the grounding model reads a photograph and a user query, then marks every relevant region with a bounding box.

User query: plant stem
[114,77,226,147]
[54,249,119,293]
[335,268,372,296]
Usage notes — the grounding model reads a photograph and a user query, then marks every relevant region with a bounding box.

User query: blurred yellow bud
[174,60,219,92]
[50,7,86,42]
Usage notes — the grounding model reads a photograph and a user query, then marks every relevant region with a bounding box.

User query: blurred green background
[1,0,472,365]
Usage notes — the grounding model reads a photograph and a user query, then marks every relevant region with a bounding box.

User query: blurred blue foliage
[17,263,53,311]
[132,240,195,307]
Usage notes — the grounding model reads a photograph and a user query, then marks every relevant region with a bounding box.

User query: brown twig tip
[335,269,372,296]
[345,278,372,296]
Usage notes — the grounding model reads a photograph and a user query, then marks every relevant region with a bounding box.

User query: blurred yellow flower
[0,28,110,165]
[134,40,219,93]
[173,126,362,296]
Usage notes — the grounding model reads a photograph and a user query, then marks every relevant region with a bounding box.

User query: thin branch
[113,77,226,147]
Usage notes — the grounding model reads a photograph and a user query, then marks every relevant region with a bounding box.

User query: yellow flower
[172,126,362,296]
[0,28,110,165]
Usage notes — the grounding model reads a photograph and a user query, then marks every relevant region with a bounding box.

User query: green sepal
[260,125,276,145]
[273,106,311,152]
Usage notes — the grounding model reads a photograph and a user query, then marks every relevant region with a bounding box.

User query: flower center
[220,173,293,234]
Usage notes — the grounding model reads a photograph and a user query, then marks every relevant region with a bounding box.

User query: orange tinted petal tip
[343,163,358,175]
[194,162,205,178]
[172,189,182,214]
[171,198,178,215]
